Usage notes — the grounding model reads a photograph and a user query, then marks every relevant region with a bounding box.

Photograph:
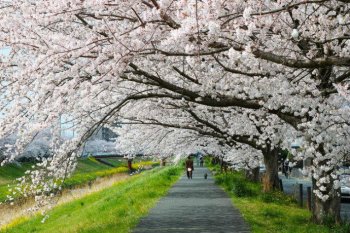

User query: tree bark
[160,158,166,166]
[127,159,133,172]
[245,167,260,182]
[262,147,282,192]
[311,171,341,223]
[309,144,341,224]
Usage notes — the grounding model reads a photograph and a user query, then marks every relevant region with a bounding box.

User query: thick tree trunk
[160,158,166,166]
[245,167,260,182]
[127,159,133,172]
[211,157,219,165]
[262,147,281,192]
[311,172,341,223]
[310,145,341,224]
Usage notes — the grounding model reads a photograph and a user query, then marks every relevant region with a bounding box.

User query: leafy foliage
[215,172,258,198]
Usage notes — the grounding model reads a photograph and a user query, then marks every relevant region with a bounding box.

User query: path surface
[133,167,250,233]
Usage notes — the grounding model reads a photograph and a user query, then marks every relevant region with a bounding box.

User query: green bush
[165,167,179,177]
[214,172,258,198]
[232,180,255,197]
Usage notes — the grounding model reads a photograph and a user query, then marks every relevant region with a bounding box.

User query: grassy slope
[0,163,38,202]
[0,158,159,202]
[2,166,182,233]
[0,163,34,185]
[208,162,350,233]
[0,158,111,202]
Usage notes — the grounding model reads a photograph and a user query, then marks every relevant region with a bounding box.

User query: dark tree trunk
[311,176,341,224]
[310,156,341,223]
[262,146,282,192]
[211,157,219,165]
[161,158,166,166]
[245,167,260,182]
[127,159,133,172]
[220,157,224,173]
[309,144,341,223]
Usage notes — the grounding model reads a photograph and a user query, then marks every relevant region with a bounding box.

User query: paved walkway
[133,167,250,233]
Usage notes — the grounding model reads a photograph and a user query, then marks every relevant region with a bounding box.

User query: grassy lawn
[0,162,37,202]
[207,161,350,233]
[0,157,159,202]
[0,163,34,185]
[1,165,182,233]
[62,158,158,188]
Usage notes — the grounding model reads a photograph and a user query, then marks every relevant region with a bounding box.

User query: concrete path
[133,167,250,233]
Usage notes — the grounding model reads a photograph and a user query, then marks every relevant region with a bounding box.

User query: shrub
[214,172,259,198]
[232,180,255,197]
[165,167,178,177]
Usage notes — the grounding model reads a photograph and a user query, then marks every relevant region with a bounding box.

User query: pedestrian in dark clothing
[185,156,194,179]
[200,157,204,167]
[284,159,289,178]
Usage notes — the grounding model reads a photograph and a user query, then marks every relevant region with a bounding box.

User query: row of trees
[0,0,350,223]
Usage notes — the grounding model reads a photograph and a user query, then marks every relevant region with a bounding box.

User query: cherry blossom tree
[115,98,298,188]
[0,0,349,223]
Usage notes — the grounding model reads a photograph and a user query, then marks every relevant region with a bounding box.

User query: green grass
[100,158,125,167]
[1,165,182,233]
[207,159,350,233]
[0,162,36,202]
[0,157,159,202]
[74,157,112,173]
[0,163,34,185]
[100,157,157,168]
[63,158,159,188]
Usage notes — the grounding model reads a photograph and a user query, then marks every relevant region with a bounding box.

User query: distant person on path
[185,156,194,179]
[284,159,289,178]
[199,156,204,167]
[288,160,293,176]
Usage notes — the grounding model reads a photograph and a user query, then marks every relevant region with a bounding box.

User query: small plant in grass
[262,207,284,218]
[327,221,350,233]
[321,214,350,233]
[260,191,296,205]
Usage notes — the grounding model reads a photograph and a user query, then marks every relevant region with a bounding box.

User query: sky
[0,47,10,56]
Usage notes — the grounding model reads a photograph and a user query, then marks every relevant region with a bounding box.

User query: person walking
[284,159,289,179]
[185,156,194,179]
[199,156,204,167]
